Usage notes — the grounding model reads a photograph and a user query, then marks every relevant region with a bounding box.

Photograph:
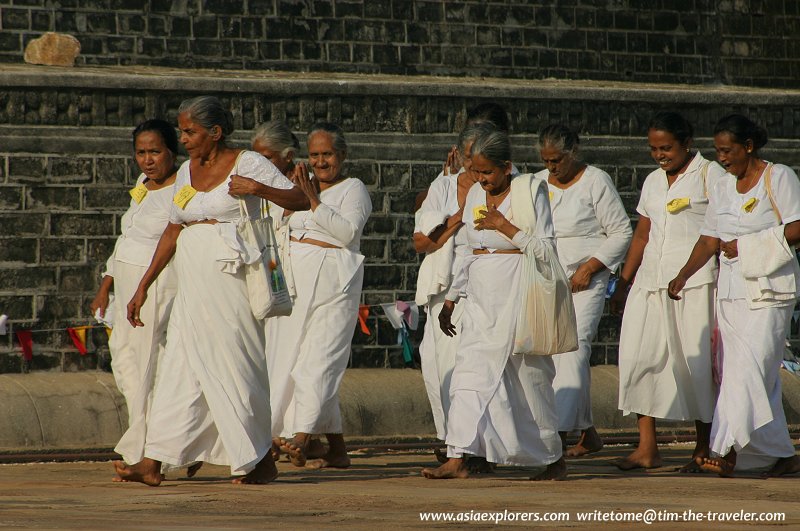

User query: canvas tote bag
[511,174,578,356]
[233,153,292,319]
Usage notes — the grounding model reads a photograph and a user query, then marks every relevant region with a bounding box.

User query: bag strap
[763,163,781,225]
[232,150,256,220]
[701,159,711,198]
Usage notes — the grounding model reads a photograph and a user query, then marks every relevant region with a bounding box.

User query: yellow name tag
[173,185,198,209]
[742,197,758,213]
[473,204,487,221]
[666,197,690,213]
[129,183,148,204]
[548,191,554,201]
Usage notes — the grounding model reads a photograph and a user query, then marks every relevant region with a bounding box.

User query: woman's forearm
[676,235,719,281]
[413,213,463,253]
[254,183,310,211]
[137,223,181,293]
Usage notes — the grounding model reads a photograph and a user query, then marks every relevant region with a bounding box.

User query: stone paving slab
[0,444,797,529]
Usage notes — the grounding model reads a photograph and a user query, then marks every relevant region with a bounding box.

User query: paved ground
[0,444,797,529]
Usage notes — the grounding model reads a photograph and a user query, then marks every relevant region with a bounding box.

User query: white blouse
[462,179,554,251]
[169,150,295,273]
[700,163,800,300]
[534,165,632,277]
[635,153,724,291]
[169,150,294,225]
[288,177,372,252]
[104,173,175,276]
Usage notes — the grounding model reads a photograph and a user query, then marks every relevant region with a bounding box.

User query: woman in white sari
[610,112,723,472]
[669,114,800,477]
[422,128,565,480]
[414,123,494,456]
[114,96,308,486]
[268,123,372,469]
[534,124,632,457]
[90,120,178,478]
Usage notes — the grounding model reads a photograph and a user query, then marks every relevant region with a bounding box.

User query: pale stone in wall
[23,33,81,67]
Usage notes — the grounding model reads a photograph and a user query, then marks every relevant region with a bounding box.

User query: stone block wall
[1,67,800,372]
[0,1,799,88]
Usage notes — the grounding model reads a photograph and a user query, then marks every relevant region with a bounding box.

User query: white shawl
[738,225,800,309]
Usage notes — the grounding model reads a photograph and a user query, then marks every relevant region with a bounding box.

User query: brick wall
[1,67,800,372]
[0,1,799,88]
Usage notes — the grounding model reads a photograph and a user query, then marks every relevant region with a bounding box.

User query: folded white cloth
[738,225,799,309]
[414,210,455,306]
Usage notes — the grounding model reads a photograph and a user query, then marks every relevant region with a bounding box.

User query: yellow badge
[548,191,554,201]
[173,185,198,209]
[742,197,758,213]
[473,204,487,221]
[666,197,690,213]
[129,183,148,204]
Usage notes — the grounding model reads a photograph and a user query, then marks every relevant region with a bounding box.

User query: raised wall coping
[2,64,800,104]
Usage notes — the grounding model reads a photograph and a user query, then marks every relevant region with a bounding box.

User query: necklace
[487,185,510,209]
[738,160,766,193]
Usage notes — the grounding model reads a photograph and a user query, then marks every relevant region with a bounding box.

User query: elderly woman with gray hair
[423,128,565,480]
[268,122,372,469]
[534,125,632,457]
[114,96,308,486]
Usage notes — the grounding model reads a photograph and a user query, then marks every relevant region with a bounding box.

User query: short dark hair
[466,102,510,133]
[713,114,768,151]
[648,111,694,144]
[132,119,178,154]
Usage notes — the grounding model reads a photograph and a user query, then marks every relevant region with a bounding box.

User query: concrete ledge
[2,64,800,103]
[1,367,800,451]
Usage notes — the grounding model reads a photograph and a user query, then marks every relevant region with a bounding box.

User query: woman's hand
[293,163,321,210]
[90,290,110,318]
[127,288,148,328]
[90,276,114,318]
[570,263,594,293]
[228,174,259,197]
[438,299,457,337]
[443,146,458,176]
[720,239,738,259]
[474,204,507,231]
[667,275,687,301]
[608,278,629,315]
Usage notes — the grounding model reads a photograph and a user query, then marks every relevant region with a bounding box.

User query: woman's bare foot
[698,456,735,477]
[422,457,468,479]
[466,456,495,474]
[565,427,604,458]
[113,458,163,486]
[186,462,203,478]
[762,455,800,478]
[679,448,709,473]
[614,448,663,471]
[307,451,351,469]
[530,457,567,481]
[277,437,307,467]
[231,456,279,485]
[306,438,327,460]
[270,440,281,461]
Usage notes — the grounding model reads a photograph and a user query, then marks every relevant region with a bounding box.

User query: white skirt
[713,299,795,471]
[266,242,362,437]
[552,270,609,432]
[618,283,715,422]
[111,259,176,465]
[445,254,562,467]
[419,290,463,441]
[138,224,271,475]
